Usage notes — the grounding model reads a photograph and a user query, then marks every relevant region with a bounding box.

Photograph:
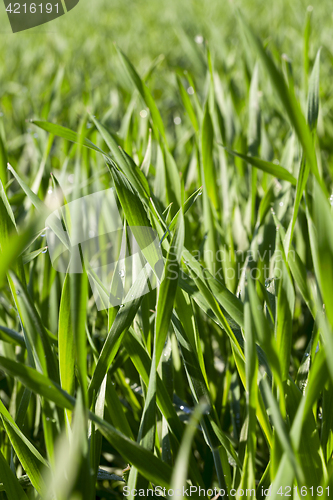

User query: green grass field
[1,1,333,499]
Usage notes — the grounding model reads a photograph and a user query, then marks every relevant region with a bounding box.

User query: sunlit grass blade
[32,120,105,154]
[223,147,297,185]
[58,274,75,423]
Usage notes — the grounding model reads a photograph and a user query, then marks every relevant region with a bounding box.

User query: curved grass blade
[31,120,105,155]
[0,325,25,347]
[6,165,69,251]
[0,399,47,493]
[223,147,297,185]
[88,267,152,399]
[10,272,58,381]
[123,328,205,487]
[0,356,74,410]
[0,449,29,500]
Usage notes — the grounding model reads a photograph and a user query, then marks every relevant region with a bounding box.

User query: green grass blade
[0,399,47,493]
[10,272,58,381]
[88,270,150,399]
[0,356,74,410]
[32,120,105,154]
[155,211,184,364]
[238,13,321,185]
[170,400,208,498]
[90,115,150,199]
[223,147,297,185]
[58,274,75,398]
[307,48,321,133]
[0,449,29,500]
[274,237,295,382]
[115,46,167,144]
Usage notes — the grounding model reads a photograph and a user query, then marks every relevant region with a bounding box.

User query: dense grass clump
[1,2,333,499]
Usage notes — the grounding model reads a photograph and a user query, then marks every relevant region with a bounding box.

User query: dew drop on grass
[329,194,333,206]
[174,116,181,125]
[42,249,48,254]
[47,188,53,194]
[279,201,284,206]
[265,279,272,288]
[119,304,124,308]
[140,110,148,118]
[118,270,125,278]
[194,35,204,44]
[187,86,194,95]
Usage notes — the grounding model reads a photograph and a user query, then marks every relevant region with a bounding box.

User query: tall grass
[1,2,333,499]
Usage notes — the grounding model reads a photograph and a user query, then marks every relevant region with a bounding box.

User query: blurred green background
[0,0,332,197]
[0,0,332,123]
